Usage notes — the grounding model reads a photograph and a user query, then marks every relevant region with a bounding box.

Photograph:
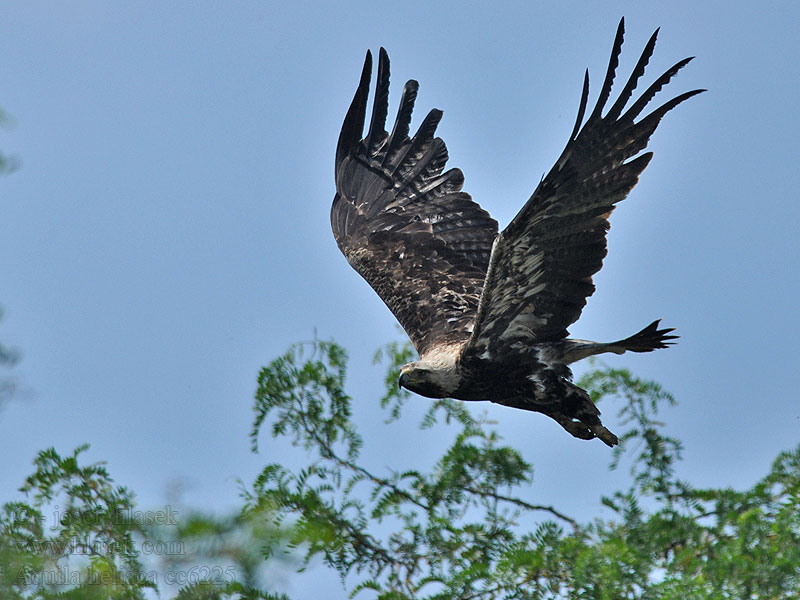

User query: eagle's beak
[398,372,409,389]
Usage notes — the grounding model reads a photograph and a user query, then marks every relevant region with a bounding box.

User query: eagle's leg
[495,371,619,446]
[541,405,619,447]
[560,381,619,447]
[561,414,618,447]
[533,374,619,447]
[546,412,595,440]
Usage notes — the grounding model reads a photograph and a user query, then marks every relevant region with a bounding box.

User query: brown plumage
[331,19,703,446]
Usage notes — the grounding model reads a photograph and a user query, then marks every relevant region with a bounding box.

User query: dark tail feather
[611,319,678,353]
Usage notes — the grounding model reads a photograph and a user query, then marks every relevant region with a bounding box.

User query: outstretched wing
[332,48,498,355]
[469,19,704,356]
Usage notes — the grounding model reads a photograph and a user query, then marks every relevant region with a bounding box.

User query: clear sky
[1,1,799,596]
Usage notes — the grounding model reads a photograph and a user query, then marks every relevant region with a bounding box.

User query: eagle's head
[398,362,455,399]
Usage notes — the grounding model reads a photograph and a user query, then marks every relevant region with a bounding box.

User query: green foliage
[146,504,294,599]
[0,446,291,600]
[0,445,154,599]
[248,339,800,599]
[252,338,359,460]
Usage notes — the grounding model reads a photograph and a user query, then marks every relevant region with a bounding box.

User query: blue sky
[1,1,799,596]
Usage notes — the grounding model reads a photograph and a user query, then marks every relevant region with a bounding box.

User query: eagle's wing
[332,48,499,355]
[468,19,704,356]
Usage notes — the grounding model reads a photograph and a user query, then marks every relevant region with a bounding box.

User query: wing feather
[364,48,390,156]
[335,50,371,170]
[332,49,499,355]
[586,17,625,123]
[382,80,418,166]
[468,20,704,355]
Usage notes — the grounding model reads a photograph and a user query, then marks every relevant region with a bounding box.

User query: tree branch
[463,486,579,533]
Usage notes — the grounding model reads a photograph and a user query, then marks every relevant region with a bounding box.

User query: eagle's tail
[608,319,678,353]
[560,320,678,364]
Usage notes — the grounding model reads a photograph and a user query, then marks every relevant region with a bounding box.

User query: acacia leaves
[0,445,153,599]
[249,340,800,599]
[252,339,359,461]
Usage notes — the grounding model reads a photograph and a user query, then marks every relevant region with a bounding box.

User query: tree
[0,444,288,600]
[2,337,799,599]
[0,445,155,599]
[247,338,800,599]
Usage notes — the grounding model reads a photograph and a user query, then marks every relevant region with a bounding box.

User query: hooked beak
[398,372,409,389]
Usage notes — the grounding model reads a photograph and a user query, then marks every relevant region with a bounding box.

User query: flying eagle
[331,19,703,446]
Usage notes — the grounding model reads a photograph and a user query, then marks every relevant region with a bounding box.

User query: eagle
[331,19,703,446]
